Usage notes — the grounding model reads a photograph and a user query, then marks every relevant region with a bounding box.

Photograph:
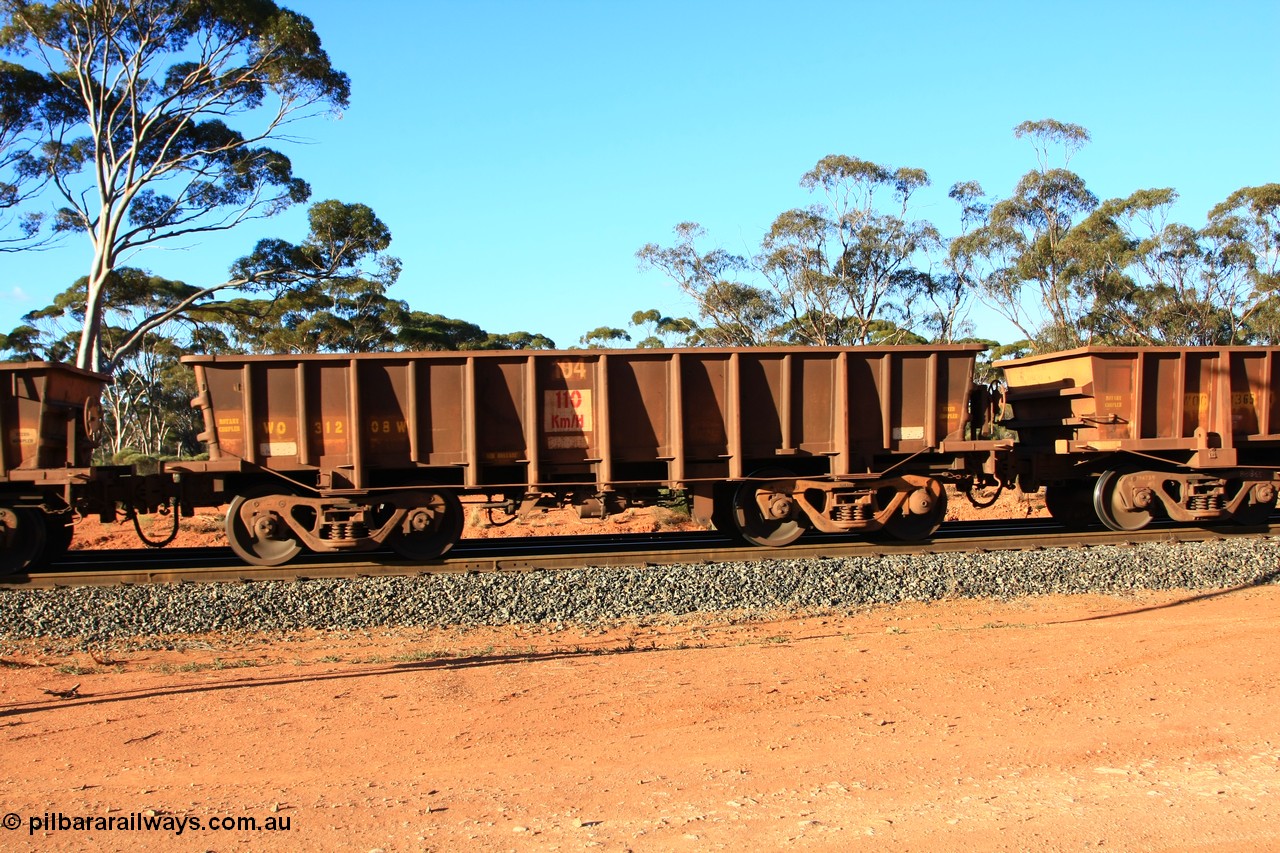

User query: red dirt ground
[2,587,1277,851]
[17,489,1266,850]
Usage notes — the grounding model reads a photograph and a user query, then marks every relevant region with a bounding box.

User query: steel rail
[5,520,1277,591]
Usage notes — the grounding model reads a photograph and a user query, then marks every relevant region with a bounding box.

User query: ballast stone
[1,538,1277,641]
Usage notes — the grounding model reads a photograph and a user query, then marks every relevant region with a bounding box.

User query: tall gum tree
[637,222,779,346]
[1202,184,1280,342]
[4,198,400,369]
[957,119,1099,350]
[762,155,937,345]
[0,58,54,247]
[0,0,350,371]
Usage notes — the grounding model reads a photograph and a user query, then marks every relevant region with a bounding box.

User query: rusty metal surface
[178,345,988,495]
[999,346,1280,467]
[0,361,108,484]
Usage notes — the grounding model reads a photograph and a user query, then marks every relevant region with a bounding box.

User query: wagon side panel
[1,362,108,479]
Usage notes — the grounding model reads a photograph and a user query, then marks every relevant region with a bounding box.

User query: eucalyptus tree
[760,155,938,345]
[1057,184,1280,346]
[957,120,1100,350]
[0,0,351,371]
[637,221,779,346]
[578,326,630,348]
[1060,187,1224,345]
[927,181,989,343]
[0,58,54,247]
[628,308,697,348]
[1202,184,1280,342]
[389,312,554,352]
[6,199,401,368]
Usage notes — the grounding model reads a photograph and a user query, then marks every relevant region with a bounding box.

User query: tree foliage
[628,308,697,348]
[636,222,776,346]
[765,155,936,345]
[956,121,1100,349]
[6,199,400,367]
[639,156,942,347]
[0,57,54,247]
[0,0,351,370]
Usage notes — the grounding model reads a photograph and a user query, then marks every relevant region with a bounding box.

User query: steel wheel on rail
[732,469,806,547]
[388,489,464,561]
[1092,470,1154,532]
[0,506,48,575]
[226,485,304,567]
[882,479,948,542]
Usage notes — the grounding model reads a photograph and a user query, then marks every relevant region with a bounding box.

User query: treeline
[634,121,1280,357]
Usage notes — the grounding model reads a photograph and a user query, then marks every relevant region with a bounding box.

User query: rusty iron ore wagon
[998,346,1280,531]
[6,343,1279,574]
[0,361,109,570]
[171,345,998,565]
[0,361,177,573]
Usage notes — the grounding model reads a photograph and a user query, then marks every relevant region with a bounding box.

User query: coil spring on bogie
[833,504,869,523]
[1188,495,1223,513]
[322,521,369,541]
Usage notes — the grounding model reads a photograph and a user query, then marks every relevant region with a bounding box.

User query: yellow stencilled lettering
[1184,393,1210,414]
[1233,392,1256,407]
[368,419,405,435]
[313,420,345,435]
[261,420,287,436]
[557,360,587,381]
[1103,394,1125,410]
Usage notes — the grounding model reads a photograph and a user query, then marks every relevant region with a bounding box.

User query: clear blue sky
[2,0,1277,349]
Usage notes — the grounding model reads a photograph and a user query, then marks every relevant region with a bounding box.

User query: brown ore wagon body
[998,346,1280,531]
[173,346,995,565]
[0,361,111,571]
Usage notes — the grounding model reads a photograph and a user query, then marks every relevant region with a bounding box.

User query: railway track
[7,519,1277,590]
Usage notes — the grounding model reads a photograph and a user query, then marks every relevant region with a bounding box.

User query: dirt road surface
[2,582,1277,851]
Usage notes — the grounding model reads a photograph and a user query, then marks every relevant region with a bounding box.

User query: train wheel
[732,469,805,547]
[226,487,304,567]
[1093,470,1153,532]
[0,507,48,575]
[882,480,948,542]
[388,490,464,561]
[1044,483,1096,528]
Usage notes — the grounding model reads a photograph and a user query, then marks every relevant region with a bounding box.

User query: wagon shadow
[1051,565,1280,624]
[0,643,672,718]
